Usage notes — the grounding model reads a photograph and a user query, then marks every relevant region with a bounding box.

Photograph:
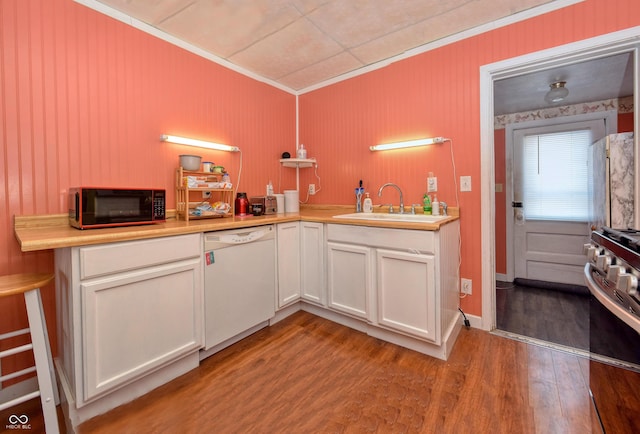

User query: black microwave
[69,187,166,229]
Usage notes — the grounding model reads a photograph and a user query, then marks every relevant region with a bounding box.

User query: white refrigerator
[589,132,635,230]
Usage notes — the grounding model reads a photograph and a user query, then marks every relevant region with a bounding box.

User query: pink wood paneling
[619,112,634,132]
[0,0,295,379]
[300,0,640,316]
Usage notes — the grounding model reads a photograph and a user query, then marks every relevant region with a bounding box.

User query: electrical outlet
[460,176,472,192]
[461,278,472,295]
[202,191,211,199]
[309,184,316,195]
[427,176,437,192]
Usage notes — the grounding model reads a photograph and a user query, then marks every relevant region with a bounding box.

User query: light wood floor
[2,310,623,433]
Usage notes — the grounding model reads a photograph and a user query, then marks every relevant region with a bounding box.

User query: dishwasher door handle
[208,230,267,245]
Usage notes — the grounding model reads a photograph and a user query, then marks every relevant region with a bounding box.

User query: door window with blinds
[513,119,605,222]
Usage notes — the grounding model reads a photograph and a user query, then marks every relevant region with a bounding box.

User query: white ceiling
[83,0,634,113]
[92,0,559,91]
[493,52,635,114]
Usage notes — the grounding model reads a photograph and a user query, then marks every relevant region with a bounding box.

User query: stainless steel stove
[584,227,640,433]
[586,227,640,334]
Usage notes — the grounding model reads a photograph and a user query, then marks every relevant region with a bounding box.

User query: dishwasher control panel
[204,225,275,249]
[220,230,264,244]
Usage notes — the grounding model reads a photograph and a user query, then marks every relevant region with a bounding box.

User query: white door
[277,222,301,308]
[82,259,203,401]
[376,249,437,343]
[512,119,605,286]
[327,242,372,320]
[301,222,325,305]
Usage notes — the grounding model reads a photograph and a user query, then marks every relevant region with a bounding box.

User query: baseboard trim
[514,278,589,296]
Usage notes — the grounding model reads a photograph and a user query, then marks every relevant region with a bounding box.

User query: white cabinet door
[376,249,438,343]
[301,222,324,305]
[81,258,203,401]
[277,222,301,308]
[327,242,372,320]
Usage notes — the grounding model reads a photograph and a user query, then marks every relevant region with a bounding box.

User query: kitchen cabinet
[175,167,234,221]
[376,249,437,342]
[327,241,373,320]
[300,221,325,306]
[326,223,461,356]
[55,234,203,425]
[277,222,301,308]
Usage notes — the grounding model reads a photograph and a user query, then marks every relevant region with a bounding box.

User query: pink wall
[299,0,640,316]
[0,0,295,377]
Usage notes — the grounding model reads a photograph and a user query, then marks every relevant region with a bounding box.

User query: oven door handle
[585,263,640,334]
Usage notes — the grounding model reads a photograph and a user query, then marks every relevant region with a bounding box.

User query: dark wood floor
[496,280,590,350]
[8,310,640,433]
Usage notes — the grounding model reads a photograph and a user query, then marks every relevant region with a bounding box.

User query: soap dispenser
[432,195,440,216]
[363,193,373,213]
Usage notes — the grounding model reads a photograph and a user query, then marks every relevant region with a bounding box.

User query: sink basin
[333,212,448,223]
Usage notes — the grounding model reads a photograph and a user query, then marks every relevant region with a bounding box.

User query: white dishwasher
[202,225,276,353]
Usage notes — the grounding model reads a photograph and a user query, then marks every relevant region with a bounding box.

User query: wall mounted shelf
[279,158,316,168]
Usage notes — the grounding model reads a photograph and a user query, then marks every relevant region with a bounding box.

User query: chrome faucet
[440,201,448,216]
[378,183,404,214]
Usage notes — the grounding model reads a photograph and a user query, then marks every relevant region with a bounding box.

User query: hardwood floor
[3,310,622,433]
[77,311,599,434]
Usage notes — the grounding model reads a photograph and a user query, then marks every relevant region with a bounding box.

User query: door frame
[479,26,640,331]
[504,112,616,282]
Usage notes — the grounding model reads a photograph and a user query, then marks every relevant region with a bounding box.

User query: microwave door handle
[75,192,80,221]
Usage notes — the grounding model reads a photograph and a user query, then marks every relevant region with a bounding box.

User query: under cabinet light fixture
[161,134,239,152]
[370,137,447,151]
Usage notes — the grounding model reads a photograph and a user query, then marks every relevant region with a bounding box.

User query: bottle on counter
[432,195,440,216]
[423,194,432,215]
[363,193,373,213]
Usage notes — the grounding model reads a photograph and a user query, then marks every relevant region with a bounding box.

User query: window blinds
[522,129,591,221]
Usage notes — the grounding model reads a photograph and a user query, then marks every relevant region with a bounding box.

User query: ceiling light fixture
[544,81,569,104]
[160,134,239,152]
[370,137,447,151]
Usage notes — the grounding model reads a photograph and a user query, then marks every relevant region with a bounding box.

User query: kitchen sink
[333,212,448,223]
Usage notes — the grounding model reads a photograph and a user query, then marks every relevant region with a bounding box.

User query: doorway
[507,114,614,286]
[478,27,640,332]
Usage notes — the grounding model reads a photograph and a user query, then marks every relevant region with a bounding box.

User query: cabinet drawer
[79,234,201,279]
[327,224,435,253]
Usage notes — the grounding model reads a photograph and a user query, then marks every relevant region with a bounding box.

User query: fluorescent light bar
[161,134,239,152]
[370,137,446,151]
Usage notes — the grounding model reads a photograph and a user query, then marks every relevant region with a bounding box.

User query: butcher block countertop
[14,205,459,252]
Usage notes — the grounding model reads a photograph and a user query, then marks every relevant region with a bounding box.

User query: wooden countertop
[14,206,459,252]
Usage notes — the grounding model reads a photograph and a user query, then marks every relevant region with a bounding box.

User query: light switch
[460,176,472,192]
[495,183,503,193]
